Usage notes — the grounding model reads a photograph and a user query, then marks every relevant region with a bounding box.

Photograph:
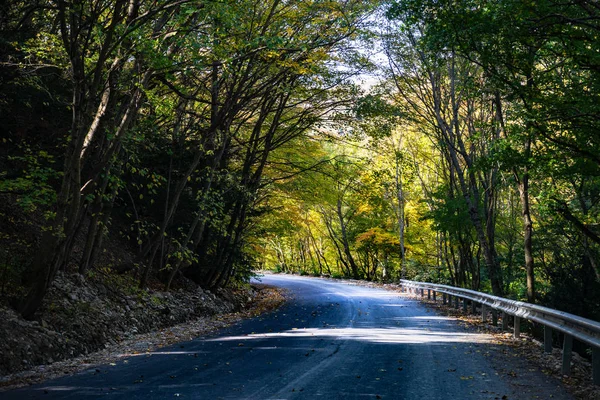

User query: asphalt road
[2,274,573,399]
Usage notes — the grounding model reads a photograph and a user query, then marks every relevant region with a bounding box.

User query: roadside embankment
[0,271,285,385]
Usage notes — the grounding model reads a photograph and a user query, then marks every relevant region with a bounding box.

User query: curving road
[2,274,572,399]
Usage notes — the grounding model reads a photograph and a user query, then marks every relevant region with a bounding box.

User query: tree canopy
[1,0,600,322]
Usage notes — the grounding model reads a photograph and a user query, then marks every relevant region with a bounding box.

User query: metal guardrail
[400,279,600,384]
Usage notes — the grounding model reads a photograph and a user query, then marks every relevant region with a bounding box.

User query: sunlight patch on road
[207,327,494,344]
[116,350,209,358]
[36,386,78,392]
[320,291,401,300]
[394,316,455,321]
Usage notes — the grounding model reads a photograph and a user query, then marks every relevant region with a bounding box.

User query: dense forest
[1,0,599,323]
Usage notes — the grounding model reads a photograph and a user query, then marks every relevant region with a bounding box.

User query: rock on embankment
[0,272,254,375]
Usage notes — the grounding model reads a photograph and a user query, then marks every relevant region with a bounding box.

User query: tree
[6,0,377,316]
[16,0,195,317]
[383,21,504,295]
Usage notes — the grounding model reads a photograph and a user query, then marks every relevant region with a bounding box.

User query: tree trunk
[395,149,406,279]
[336,199,360,279]
[517,165,535,303]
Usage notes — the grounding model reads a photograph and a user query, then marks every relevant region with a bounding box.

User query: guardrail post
[544,326,553,353]
[562,334,573,375]
[481,304,487,323]
[593,348,600,385]
[401,278,600,380]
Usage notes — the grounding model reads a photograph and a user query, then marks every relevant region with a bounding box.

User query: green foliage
[353,92,402,140]
[2,0,599,327]
[0,145,59,213]
[355,228,400,254]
